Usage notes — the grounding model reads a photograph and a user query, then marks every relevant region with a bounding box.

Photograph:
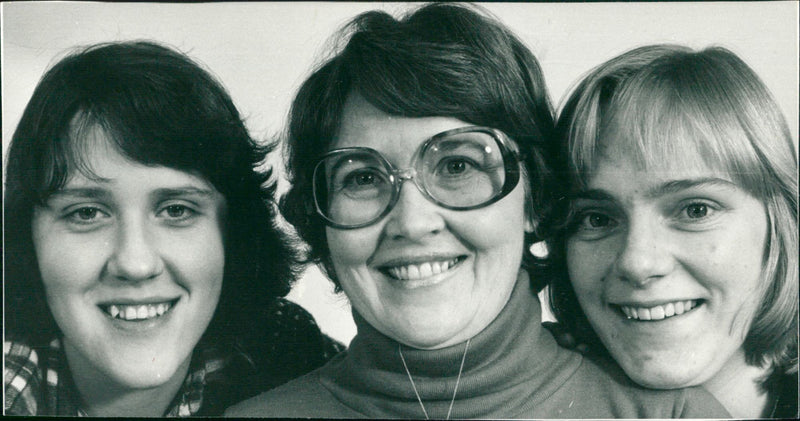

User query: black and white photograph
[3,2,798,418]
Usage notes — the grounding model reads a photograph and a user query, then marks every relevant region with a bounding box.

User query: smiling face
[326,93,528,349]
[565,142,768,389]
[31,126,226,391]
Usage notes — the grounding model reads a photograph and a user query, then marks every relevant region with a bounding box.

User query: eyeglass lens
[314,129,510,227]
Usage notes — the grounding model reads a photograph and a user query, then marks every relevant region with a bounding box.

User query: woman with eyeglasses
[227,4,729,418]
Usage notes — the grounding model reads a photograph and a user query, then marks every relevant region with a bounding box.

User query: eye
[672,200,722,228]
[444,158,470,175]
[436,157,479,177]
[584,212,613,228]
[685,203,709,219]
[579,211,617,229]
[65,206,111,225]
[570,207,621,241]
[158,203,198,225]
[350,171,378,186]
[339,168,388,191]
[165,204,189,218]
[75,207,99,220]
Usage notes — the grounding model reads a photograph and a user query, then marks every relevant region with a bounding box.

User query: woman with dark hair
[3,41,342,416]
[549,45,798,418]
[228,4,729,418]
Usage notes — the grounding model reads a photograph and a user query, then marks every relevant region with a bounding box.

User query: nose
[106,217,163,282]
[383,180,446,241]
[612,216,673,287]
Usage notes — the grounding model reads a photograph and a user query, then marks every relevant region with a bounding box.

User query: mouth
[379,256,466,281]
[99,299,179,321]
[615,299,704,321]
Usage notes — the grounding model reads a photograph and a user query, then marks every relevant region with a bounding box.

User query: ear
[524,213,536,234]
[523,190,536,233]
[525,218,536,234]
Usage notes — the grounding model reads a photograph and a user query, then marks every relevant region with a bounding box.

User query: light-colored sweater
[227,274,730,418]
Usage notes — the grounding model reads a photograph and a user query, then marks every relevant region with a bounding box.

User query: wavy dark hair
[3,41,298,356]
[549,44,798,385]
[279,3,558,291]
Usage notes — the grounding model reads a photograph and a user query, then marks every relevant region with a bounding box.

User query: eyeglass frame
[311,126,523,229]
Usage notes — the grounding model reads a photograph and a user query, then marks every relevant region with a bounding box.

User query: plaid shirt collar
[5,337,226,416]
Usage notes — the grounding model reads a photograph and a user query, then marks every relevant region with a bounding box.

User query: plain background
[3,1,798,345]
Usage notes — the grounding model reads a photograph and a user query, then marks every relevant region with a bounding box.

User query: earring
[529,241,548,258]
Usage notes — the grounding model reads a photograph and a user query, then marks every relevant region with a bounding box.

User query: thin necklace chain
[398,338,470,420]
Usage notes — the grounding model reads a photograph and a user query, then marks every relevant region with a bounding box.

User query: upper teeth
[386,259,459,280]
[620,300,698,321]
[106,302,173,321]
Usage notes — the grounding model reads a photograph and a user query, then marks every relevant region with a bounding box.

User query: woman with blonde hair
[550,44,798,418]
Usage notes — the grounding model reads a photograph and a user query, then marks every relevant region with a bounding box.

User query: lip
[97,297,180,327]
[375,254,468,289]
[97,296,180,307]
[374,253,467,268]
[610,299,706,322]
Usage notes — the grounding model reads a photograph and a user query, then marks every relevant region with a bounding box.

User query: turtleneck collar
[318,270,581,418]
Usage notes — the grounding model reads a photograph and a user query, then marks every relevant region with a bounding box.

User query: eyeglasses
[312,126,522,229]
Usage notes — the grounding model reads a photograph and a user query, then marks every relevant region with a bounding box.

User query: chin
[617,357,706,390]
[390,322,461,350]
[394,329,448,349]
[108,355,189,389]
[118,370,180,390]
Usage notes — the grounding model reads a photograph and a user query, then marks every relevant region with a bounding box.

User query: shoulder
[224,368,355,418]
[237,298,344,380]
[202,299,345,413]
[557,353,730,418]
[769,370,798,418]
[252,298,344,355]
[4,339,45,415]
[671,384,733,418]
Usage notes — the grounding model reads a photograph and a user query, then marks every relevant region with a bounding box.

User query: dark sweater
[227,275,730,418]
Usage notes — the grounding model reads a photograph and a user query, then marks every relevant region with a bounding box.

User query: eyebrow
[572,189,614,201]
[574,177,736,201]
[643,177,736,199]
[47,187,112,201]
[47,186,216,203]
[150,187,217,201]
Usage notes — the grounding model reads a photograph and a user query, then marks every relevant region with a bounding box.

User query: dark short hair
[3,41,298,352]
[280,3,557,291]
[549,44,798,382]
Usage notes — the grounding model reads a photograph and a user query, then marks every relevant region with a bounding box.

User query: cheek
[686,232,767,337]
[326,227,378,267]
[33,227,102,297]
[325,229,383,318]
[465,192,527,254]
[566,240,605,293]
[36,241,96,338]
[685,215,767,300]
[172,226,226,293]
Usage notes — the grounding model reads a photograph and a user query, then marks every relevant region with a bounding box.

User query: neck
[65,346,190,417]
[702,350,771,418]
[327,272,577,419]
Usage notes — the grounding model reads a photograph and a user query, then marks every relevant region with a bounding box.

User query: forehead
[600,134,711,172]
[585,140,735,192]
[64,124,214,191]
[74,125,129,167]
[333,92,471,161]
